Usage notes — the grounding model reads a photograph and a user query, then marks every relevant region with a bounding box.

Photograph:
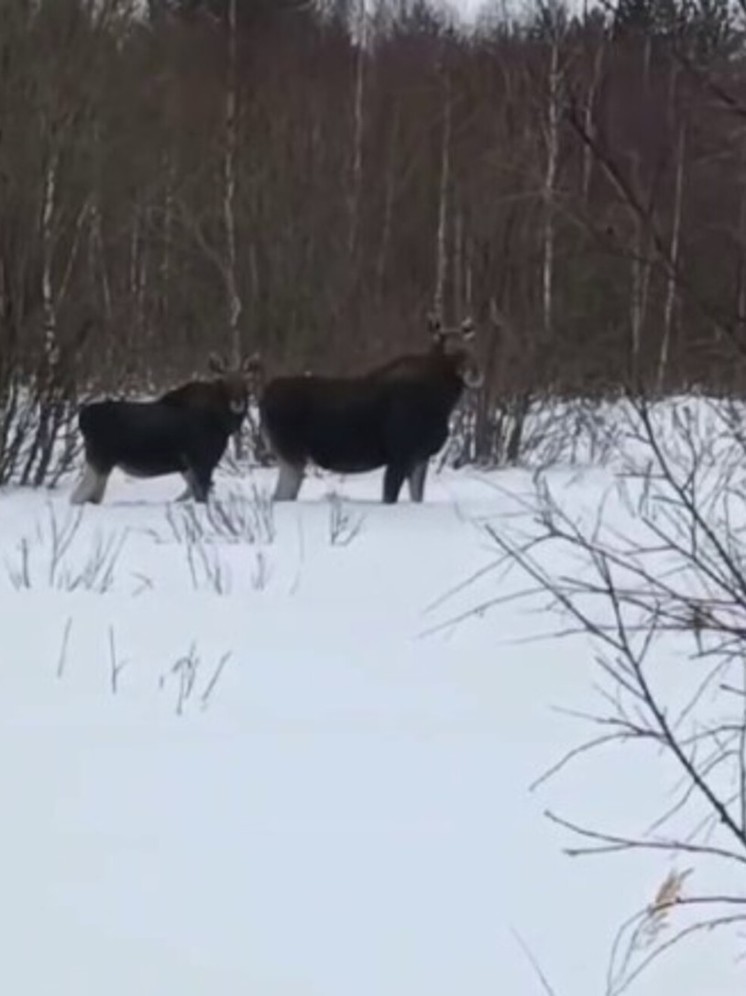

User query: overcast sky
[452,0,483,16]
[443,0,578,26]
[448,0,587,23]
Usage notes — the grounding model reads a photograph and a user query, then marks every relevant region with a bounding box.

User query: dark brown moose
[70,354,261,505]
[259,317,482,504]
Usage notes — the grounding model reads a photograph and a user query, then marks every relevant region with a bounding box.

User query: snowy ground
[0,446,743,994]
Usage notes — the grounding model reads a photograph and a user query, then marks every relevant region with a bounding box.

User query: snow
[0,426,744,995]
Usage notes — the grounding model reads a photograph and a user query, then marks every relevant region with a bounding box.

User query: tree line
[1,0,746,482]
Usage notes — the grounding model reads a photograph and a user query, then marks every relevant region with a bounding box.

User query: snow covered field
[1,413,744,995]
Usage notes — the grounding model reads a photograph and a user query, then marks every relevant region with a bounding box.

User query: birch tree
[348,0,367,258]
[224,0,242,369]
[541,33,559,342]
[433,64,452,322]
[657,64,686,393]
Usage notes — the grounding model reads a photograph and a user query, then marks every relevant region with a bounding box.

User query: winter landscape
[1,396,745,996]
[4,0,746,992]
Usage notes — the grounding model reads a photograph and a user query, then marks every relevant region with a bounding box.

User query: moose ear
[208,352,227,375]
[427,312,443,336]
[460,317,476,341]
[241,352,262,374]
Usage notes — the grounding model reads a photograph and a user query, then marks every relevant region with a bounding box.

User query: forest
[1,0,745,484]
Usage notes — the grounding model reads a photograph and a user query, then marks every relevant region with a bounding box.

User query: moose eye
[230,398,247,414]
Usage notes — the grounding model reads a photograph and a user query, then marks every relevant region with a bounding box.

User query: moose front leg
[70,462,110,505]
[382,463,408,504]
[407,460,429,503]
[176,470,199,502]
[180,458,214,503]
[273,459,305,501]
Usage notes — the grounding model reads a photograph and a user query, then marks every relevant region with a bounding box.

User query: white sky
[446,0,588,26]
[452,0,484,15]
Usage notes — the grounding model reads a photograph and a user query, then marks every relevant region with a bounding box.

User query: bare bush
[205,485,276,544]
[443,393,625,471]
[0,378,82,488]
[166,508,232,594]
[158,641,233,715]
[161,489,275,593]
[107,626,128,694]
[3,502,128,592]
[327,491,365,547]
[470,395,746,989]
[55,616,73,679]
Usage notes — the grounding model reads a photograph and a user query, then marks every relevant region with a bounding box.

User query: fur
[259,319,481,504]
[70,354,261,505]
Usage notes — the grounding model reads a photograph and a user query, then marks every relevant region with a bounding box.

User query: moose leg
[70,462,109,505]
[176,470,198,502]
[185,463,213,504]
[382,463,408,504]
[407,460,429,503]
[273,459,304,501]
[191,480,211,503]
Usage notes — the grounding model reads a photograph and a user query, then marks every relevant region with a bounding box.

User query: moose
[259,316,482,504]
[69,353,261,505]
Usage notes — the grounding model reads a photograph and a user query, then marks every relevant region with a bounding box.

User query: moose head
[425,313,483,390]
[206,351,264,416]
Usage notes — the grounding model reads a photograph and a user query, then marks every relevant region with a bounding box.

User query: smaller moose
[70,354,261,505]
[259,316,482,504]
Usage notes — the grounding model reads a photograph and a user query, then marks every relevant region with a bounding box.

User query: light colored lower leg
[273,459,304,501]
[176,471,196,501]
[407,460,428,502]
[70,463,108,505]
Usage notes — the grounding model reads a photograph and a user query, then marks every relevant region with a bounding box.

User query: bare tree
[538,2,565,342]
[347,0,367,258]
[433,61,452,322]
[224,0,242,366]
[657,71,686,393]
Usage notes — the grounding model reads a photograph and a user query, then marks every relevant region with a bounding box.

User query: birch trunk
[629,168,653,381]
[348,0,366,258]
[129,203,148,374]
[224,0,242,369]
[90,199,112,323]
[657,70,686,395]
[453,203,464,318]
[41,148,59,367]
[160,148,174,324]
[464,234,473,317]
[581,38,604,203]
[737,141,746,332]
[22,144,60,487]
[376,110,398,298]
[656,126,685,393]
[629,37,653,384]
[541,35,561,341]
[433,71,451,322]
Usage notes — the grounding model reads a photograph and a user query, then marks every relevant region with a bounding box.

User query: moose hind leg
[185,464,213,504]
[70,462,109,505]
[176,470,198,502]
[273,459,304,501]
[382,463,407,504]
[407,460,429,503]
